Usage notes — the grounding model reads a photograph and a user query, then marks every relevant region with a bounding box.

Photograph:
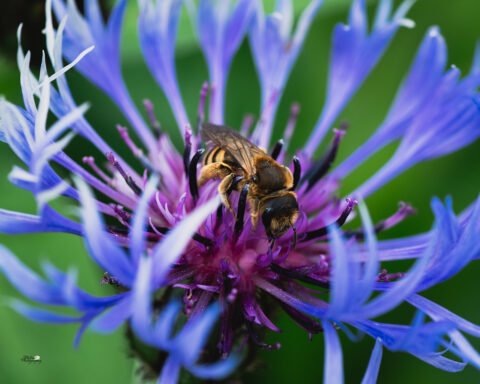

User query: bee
[199,123,299,243]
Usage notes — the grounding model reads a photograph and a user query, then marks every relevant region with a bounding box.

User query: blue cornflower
[1,0,480,382]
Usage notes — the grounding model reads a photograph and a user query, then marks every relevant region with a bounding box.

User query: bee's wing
[201,123,266,176]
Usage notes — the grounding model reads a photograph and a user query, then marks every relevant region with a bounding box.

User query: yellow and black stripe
[203,147,228,166]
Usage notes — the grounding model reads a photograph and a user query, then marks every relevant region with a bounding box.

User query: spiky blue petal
[305,0,415,156]
[194,0,255,124]
[51,0,156,151]
[322,320,343,384]
[249,0,324,147]
[77,178,136,287]
[361,339,383,384]
[138,0,190,132]
[0,207,81,235]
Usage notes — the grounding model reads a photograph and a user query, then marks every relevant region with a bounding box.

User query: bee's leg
[234,184,250,238]
[218,173,237,220]
[198,162,231,187]
[250,197,260,228]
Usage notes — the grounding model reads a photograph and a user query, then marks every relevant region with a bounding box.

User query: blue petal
[354,201,379,306]
[40,262,126,312]
[334,26,448,179]
[173,303,220,365]
[416,195,480,291]
[8,299,80,323]
[137,0,190,132]
[291,0,324,50]
[355,317,454,356]
[131,256,154,343]
[130,175,160,264]
[274,0,293,39]
[354,68,480,197]
[196,0,254,123]
[356,240,433,320]
[52,0,156,151]
[62,269,127,311]
[0,101,78,201]
[0,207,81,235]
[39,6,130,163]
[448,330,480,369]
[327,225,351,318]
[158,356,181,384]
[250,0,323,147]
[152,301,182,348]
[0,245,65,305]
[224,0,255,59]
[361,339,383,384]
[85,0,104,39]
[76,178,135,287]
[305,0,414,156]
[188,356,241,379]
[322,320,344,384]
[73,311,99,348]
[414,353,466,372]
[91,295,133,333]
[106,0,127,60]
[367,194,479,263]
[407,294,480,337]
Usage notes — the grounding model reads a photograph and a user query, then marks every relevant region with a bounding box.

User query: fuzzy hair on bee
[199,123,299,244]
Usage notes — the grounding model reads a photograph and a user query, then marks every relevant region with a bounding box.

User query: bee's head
[260,192,299,240]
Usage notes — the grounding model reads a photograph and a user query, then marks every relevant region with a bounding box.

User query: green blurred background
[1,0,480,382]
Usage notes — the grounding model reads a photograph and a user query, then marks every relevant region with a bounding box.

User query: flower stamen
[143,99,162,136]
[111,204,131,226]
[377,269,405,282]
[117,125,144,158]
[183,127,192,177]
[291,156,301,191]
[82,156,112,184]
[245,320,281,350]
[283,103,300,149]
[240,114,255,136]
[197,81,209,131]
[270,263,330,289]
[279,301,323,335]
[301,198,357,241]
[346,202,417,239]
[106,152,143,195]
[188,148,205,202]
[270,139,284,160]
[304,128,346,191]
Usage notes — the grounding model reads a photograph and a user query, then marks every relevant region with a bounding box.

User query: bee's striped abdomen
[203,147,226,166]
